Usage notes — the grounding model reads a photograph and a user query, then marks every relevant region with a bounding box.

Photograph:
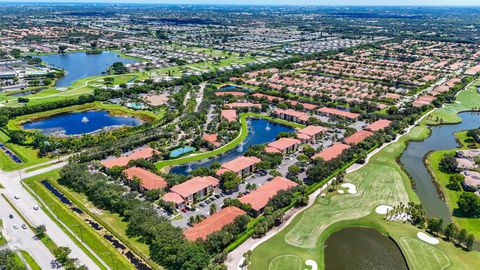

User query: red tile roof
[218,156,261,174]
[252,93,284,102]
[364,119,391,132]
[298,125,328,137]
[273,108,310,122]
[101,147,158,168]
[317,107,360,119]
[162,192,184,204]
[221,109,237,122]
[239,177,298,211]
[123,167,167,191]
[170,176,220,199]
[226,102,262,109]
[267,137,301,152]
[184,206,246,241]
[312,143,350,161]
[344,130,374,145]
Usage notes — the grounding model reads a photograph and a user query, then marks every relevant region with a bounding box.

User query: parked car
[199,203,206,207]
[33,205,39,211]
[9,214,13,219]
[21,224,27,230]
[14,195,20,200]
[13,224,18,229]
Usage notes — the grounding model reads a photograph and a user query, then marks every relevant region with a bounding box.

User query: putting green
[268,255,303,270]
[399,237,450,270]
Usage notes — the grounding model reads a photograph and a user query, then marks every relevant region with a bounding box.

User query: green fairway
[399,237,450,270]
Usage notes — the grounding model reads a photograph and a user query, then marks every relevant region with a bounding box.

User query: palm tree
[210,204,217,215]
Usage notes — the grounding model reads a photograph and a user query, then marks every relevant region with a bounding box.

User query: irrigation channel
[400,111,480,221]
[41,180,152,270]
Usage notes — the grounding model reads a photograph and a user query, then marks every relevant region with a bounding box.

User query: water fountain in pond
[265,122,271,131]
[81,116,89,123]
[186,164,192,173]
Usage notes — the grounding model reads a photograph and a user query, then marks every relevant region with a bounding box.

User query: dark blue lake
[23,110,141,136]
[40,51,137,87]
[170,118,294,175]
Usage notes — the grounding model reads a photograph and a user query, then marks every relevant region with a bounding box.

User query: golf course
[248,80,480,270]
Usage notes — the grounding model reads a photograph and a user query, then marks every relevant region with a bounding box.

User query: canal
[400,111,480,221]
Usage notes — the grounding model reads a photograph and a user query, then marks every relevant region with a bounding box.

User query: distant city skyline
[2,0,480,6]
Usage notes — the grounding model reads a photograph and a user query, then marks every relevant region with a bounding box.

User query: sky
[2,0,480,6]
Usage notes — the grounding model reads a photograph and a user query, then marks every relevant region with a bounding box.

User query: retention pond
[23,110,141,136]
[40,51,137,87]
[324,227,408,270]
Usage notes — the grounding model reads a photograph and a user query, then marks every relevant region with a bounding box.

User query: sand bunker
[375,205,393,214]
[338,190,344,194]
[340,183,357,194]
[305,260,318,270]
[417,232,440,245]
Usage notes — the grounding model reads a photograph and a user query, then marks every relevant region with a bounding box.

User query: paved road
[0,195,58,269]
[0,161,103,270]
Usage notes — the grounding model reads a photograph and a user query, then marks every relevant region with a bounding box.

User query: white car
[14,195,20,200]
[33,205,39,211]
[13,224,18,229]
[21,224,27,230]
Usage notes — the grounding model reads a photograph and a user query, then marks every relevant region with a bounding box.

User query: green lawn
[155,112,302,170]
[0,129,51,171]
[23,171,134,270]
[424,80,480,125]
[20,250,41,270]
[399,237,450,270]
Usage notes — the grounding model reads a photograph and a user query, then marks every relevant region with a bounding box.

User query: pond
[170,118,295,175]
[219,84,253,92]
[39,51,138,87]
[324,227,408,270]
[23,110,142,136]
[400,111,480,221]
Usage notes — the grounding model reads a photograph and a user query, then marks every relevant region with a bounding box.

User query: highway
[0,160,104,270]
[0,195,58,269]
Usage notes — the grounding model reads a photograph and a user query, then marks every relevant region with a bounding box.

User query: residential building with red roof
[101,147,158,169]
[163,176,220,206]
[265,137,302,154]
[312,143,350,161]
[297,125,328,143]
[225,102,262,111]
[252,93,284,102]
[317,107,360,119]
[364,119,392,132]
[184,206,246,241]
[203,133,222,148]
[239,176,298,213]
[344,130,374,145]
[123,167,168,192]
[272,108,310,124]
[217,156,261,177]
[221,109,237,122]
